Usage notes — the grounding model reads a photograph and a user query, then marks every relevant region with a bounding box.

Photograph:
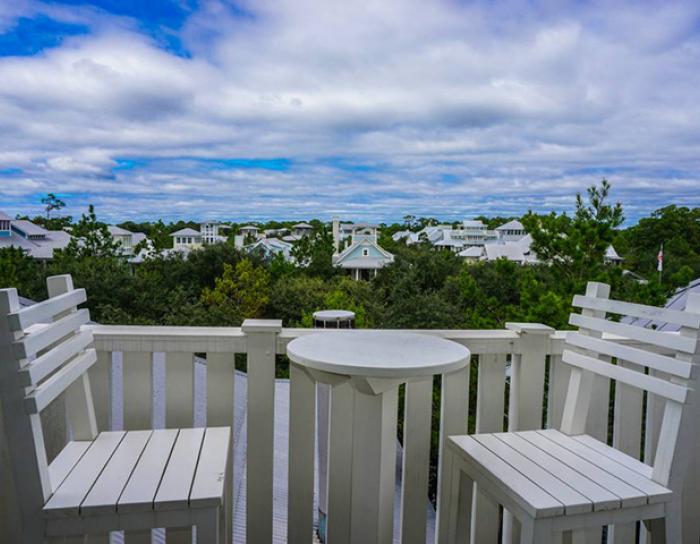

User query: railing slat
[242,320,281,544]
[435,365,470,543]
[206,353,235,428]
[287,363,316,544]
[472,354,506,542]
[547,354,569,430]
[206,352,234,544]
[399,378,432,544]
[165,352,194,428]
[122,352,152,430]
[90,351,112,432]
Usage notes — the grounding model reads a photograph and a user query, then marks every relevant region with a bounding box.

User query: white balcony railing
[19,322,700,543]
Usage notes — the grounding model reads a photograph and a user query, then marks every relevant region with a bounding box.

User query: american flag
[657,243,664,273]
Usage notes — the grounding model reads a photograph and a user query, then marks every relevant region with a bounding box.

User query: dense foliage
[1,182,694,330]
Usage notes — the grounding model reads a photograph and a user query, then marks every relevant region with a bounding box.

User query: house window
[362,248,369,256]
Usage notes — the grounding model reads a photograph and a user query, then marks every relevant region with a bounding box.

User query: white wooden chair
[442,281,700,543]
[0,275,232,543]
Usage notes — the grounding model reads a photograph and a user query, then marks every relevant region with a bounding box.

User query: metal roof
[495,219,525,231]
[12,220,49,236]
[170,228,201,236]
[108,225,132,236]
[624,278,700,332]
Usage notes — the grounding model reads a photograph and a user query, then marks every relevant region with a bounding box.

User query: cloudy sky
[0,0,699,223]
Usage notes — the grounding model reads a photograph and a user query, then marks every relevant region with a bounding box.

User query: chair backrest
[0,274,97,538]
[559,281,700,488]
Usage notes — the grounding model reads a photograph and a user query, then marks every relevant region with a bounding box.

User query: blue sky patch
[0,15,88,56]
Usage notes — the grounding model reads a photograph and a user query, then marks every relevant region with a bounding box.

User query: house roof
[108,225,132,236]
[623,277,700,332]
[293,222,313,229]
[462,220,485,228]
[605,245,623,261]
[459,246,484,258]
[170,228,201,236]
[240,225,259,231]
[496,219,525,231]
[12,220,48,236]
[0,227,71,259]
[0,210,12,221]
[334,238,394,269]
[484,243,526,263]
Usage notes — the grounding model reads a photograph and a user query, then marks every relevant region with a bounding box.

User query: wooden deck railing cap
[506,322,555,335]
[241,319,283,333]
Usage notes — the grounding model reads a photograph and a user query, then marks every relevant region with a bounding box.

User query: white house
[239,225,260,240]
[332,219,394,280]
[495,219,527,242]
[108,226,148,255]
[0,212,72,260]
[292,223,314,238]
[170,228,203,251]
[200,221,230,244]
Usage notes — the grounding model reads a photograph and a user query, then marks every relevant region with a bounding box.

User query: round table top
[312,309,356,321]
[287,330,471,379]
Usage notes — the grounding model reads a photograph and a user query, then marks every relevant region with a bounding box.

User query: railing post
[503,322,553,544]
[242,319,282,544]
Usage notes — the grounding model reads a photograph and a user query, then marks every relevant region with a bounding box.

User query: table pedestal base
[327,381,398,544]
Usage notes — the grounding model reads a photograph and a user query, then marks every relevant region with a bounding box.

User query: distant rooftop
[496,219,525,231]
[108,225,132,236]
[0,210,11,221]
[170,228,201,236]
[12,220,48,236]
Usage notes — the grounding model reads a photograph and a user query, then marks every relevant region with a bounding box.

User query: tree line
[2,181,699,332]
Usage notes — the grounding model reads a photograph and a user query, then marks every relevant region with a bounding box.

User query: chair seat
[447,429,672,520]
[44,427,230,518]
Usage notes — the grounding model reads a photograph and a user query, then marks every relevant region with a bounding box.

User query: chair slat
[48,441,91,493]
[44,431,125,517]
[25,349,98,413]
[561,349,688,403]
[572,295,700,329]
[154,428,205,511]
[7,289,87,332]
[118,429,179,513]
[190,427,231,507]
[569,313,697,354]
[18,329,94,387]
[81,430,153,514]
[566,332,693,379]
[15,309,90,359]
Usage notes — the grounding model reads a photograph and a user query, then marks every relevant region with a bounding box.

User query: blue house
[332,222,394,280]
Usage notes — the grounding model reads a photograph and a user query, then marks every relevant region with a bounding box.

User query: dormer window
[0,218,10,236]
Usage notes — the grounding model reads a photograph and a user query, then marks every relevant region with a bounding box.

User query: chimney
[332,217,340,254]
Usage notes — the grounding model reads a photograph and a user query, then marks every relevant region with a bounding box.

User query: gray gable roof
[170,228,201,236]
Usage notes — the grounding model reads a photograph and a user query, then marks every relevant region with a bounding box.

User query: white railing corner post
[505,323,554,432]
[242,319,282,544]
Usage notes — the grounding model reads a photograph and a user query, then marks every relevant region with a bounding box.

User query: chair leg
[445,464,474,544]
[196,508,220,544]
[519,518,553,544]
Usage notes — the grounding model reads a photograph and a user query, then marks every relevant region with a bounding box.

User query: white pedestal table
[287,331,470,544]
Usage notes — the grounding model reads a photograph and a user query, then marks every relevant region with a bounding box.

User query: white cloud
[0,0,699,222]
